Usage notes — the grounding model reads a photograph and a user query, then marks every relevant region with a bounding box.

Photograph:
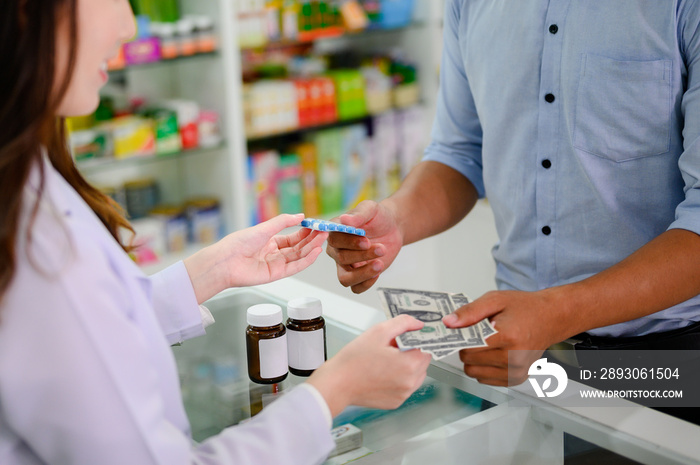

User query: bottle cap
[287,297,323,320]
[247,304,283,327]
[176,18,194,35]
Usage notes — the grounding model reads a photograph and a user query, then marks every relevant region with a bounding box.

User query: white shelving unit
[83,0,441,229]
[83,0,245,235]
[80,0,500,300]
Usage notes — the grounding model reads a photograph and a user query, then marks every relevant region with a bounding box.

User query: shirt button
[549,24,559,34]
[545,93,556,103]
[542,226,552,236]
[542,159,552,169]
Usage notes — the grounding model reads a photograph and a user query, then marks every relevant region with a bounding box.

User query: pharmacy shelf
[245,103,422,144]
[239,22,426,51]
[107,51,219,75]
[77,143,225,172]
[199,1,444,234]
[246,114,374,143]
[83,1,444,274]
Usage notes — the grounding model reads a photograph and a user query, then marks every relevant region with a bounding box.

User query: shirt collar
[26,148,74,219]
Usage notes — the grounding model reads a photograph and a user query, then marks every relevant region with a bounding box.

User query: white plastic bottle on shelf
[176,18,197,56]
[193,15,217,53]
[157,22,179,59]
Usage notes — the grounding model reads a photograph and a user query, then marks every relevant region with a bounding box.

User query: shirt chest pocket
[573,54,672,162]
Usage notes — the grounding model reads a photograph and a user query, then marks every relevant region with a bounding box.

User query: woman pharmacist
[0,1,432,464]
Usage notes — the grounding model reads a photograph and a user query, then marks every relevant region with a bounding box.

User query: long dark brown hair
[0,0,134,303]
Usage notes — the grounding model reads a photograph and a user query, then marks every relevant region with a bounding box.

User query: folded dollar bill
[377,287,497,360]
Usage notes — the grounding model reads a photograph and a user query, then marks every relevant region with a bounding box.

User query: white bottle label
[287,328,325,371]
[259,335,288,379]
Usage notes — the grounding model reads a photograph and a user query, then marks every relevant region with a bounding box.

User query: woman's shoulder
[16,162,125,287]
[6,180,138,323]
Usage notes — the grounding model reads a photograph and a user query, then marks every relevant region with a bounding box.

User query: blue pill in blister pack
[300,218,365,236]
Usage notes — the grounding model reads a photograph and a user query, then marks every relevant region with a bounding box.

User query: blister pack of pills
[301,218,366,236]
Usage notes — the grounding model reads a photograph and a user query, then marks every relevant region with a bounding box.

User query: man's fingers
[326,243,384,266]
[462,364,507,382]
[350,275,380,294]
[443,292,504,328]
[332,200,379,228]
[462,364,523,387]
[459,348,507,369]
[336,259,384,289]
[327,232,372,251]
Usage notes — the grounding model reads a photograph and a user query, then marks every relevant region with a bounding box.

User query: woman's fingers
[281,245,324,276]
[256,213,306,240]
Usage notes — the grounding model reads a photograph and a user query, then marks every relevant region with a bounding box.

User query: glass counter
[172,285,700,465]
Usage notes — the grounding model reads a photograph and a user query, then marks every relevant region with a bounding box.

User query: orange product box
[320,77,338,124]
[308,78,325,127]
[107,45,126,71]
[250,150,280,222]
[294,79,312,128]
[294,142,320,217]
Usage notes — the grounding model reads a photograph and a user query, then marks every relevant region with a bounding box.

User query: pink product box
[124,37,162,65]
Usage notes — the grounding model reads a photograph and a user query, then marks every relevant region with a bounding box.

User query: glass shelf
[76,143,225,173]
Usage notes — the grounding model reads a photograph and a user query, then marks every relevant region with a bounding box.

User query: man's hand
[326,161,480,294]
[443,290,569,386]
[326,200,404,294]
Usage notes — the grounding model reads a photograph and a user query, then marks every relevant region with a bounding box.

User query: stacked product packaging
[128,196,223,266]
[97,175,223,265]
[243,53,419,138]
[109,0,217,69]
[248,106,426,224]
[244,46,422,224]
[237,0,416,47]
[67,97,222,163]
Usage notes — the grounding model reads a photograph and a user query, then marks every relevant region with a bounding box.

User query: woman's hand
[184,214,328,303]
[307,315,432,417]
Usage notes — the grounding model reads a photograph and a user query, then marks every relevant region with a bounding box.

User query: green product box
[329,70,367,121]
[341,124,371,210]
[143,108,181,155]
[310,129,344,215]
[278,153,303,215]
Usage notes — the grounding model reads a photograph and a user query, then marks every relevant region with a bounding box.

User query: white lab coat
[0,156,334,464]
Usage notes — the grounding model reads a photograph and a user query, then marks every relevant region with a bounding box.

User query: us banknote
[377,287,497,360]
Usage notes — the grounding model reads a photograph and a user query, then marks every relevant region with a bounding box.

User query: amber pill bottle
[246,304,288,384]
[286,297,327,377]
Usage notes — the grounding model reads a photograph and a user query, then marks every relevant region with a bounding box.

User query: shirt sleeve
[295,383,333,429]
[422,0,486,198]
[0,243,335,465]
[670,2,700,234]
[149,261,208,345]
[197,386,335,465]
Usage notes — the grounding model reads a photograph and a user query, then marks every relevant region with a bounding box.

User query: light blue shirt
[424,0,700,337]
